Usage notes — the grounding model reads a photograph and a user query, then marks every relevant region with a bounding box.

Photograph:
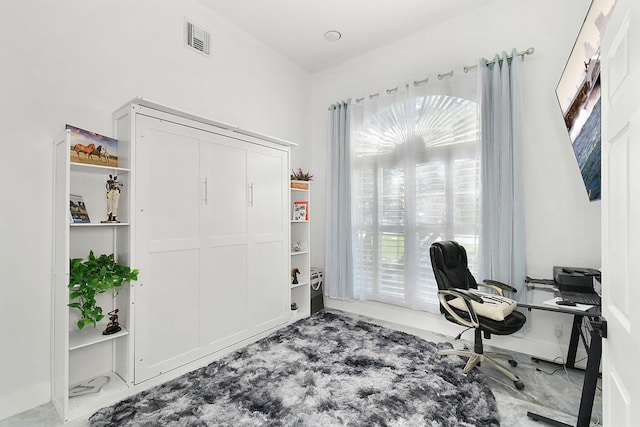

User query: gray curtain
[479,50,526,298]
[325,100,354,299]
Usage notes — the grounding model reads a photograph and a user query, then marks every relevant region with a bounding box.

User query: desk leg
[576,327,601,427]
[565,314,582,369]
[526,411,572,426]
[527,315,601,427]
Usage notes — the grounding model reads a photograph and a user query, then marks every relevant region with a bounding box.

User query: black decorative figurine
[291,268,300,285]
[102,309,122,335]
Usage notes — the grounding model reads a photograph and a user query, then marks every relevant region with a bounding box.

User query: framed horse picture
[67,124,118,167]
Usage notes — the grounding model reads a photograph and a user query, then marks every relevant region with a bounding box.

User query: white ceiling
[198,0,498,73]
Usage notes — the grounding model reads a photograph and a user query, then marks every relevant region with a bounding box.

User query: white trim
[116,98,297,148]
[324,298,586,367]
[0,382,50,421]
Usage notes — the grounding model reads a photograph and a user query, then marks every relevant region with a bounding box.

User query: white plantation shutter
[351,75,479,312]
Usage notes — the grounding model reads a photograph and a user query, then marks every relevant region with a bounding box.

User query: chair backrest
[429,241,478,292]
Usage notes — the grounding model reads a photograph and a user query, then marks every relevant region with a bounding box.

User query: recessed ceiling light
[324,30,342,42]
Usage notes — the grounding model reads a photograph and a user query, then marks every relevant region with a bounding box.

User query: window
[351,88,480,312]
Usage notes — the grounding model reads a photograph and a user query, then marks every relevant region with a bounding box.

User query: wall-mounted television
[555,0,616,202]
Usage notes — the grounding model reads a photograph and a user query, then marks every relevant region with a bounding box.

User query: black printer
[553,266,601,292]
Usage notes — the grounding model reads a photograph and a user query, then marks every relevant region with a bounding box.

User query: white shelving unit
[52,127,133,422]
[290,180,311,320]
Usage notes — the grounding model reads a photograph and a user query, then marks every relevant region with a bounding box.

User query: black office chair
[429,240,526,390]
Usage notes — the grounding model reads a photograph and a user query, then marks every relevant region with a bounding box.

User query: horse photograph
[67,124,118,167]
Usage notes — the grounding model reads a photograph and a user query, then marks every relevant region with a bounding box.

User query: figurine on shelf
[291,267,300,285]
[102,309,122,335]
[102,174,122,223]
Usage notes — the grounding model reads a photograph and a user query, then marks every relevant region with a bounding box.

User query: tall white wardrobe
[115,99,293,385]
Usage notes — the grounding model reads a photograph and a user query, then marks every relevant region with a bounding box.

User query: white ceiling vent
[186,21,210,55]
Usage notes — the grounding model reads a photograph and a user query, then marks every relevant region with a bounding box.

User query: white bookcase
[52,127,133,422]
[290,180,311,320]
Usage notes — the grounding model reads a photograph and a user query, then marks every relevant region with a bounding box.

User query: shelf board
[70,222,130,227]
[291,250,310,256]
[69,326,129,351]
[289,307,311,322]
[67,372,129,421]
[291,188,309,192]
[70,162,131,174]
[291,281,309,289]
[291,219,309,223]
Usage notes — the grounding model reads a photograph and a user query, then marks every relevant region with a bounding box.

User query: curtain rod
[347,47,535,105]
[462,47,535,73]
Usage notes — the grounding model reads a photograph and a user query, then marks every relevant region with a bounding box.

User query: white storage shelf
[71,223,131,227]
[290,182,311,320]
[53,126,134,423]
[69,327,130,351]
[71,162,130,174]
[66,371,128,421]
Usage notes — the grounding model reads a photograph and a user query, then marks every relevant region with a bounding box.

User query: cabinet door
[199,135,250,352]
[133,113,289,383]
[134,116,202,383]
[247,145,289,332]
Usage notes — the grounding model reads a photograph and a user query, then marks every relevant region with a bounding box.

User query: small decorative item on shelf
[291,167,313,189]
[290,302,298,311]
[101,174,122,223]
[293,201,308,221]
[68,375,110,398]
[293,242,303,252]
[68,251,139,330]
[67,124,118,167]
[102,309,122,335]
[291,267,300,284]
[69,194,91,223]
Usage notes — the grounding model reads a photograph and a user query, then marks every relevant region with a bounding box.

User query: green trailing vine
[68,251,139,330]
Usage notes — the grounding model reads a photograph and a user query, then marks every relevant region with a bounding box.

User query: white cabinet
[290,181,311,320]
[52,128,133,422]
[113,100,292,385]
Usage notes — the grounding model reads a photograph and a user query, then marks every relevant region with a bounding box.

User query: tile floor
[0,310,602,427]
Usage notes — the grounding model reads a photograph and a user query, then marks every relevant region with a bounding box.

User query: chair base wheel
[508,359,518,367]
[515,381,525,390]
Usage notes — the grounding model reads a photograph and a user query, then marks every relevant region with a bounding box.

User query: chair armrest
[481,279,517,296]
[438,289,481,329]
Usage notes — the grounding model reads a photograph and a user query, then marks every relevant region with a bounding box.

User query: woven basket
[291,180,310,190]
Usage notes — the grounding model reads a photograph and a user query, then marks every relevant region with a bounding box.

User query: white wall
[310,0,600,358]
[0,0,310,419]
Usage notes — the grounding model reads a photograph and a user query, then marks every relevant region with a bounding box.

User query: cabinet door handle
[249,183,254,207]
[203,177,208,205]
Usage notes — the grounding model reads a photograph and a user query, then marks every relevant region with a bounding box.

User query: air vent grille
[186,22,210,55]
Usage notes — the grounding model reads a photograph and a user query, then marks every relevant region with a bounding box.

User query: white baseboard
[0,381,50,421]
[324,298,584,365]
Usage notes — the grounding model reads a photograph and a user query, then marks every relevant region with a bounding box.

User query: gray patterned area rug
[90,312,499,426]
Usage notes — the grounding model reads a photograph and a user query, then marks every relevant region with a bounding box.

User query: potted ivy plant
[68,250,139,330]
